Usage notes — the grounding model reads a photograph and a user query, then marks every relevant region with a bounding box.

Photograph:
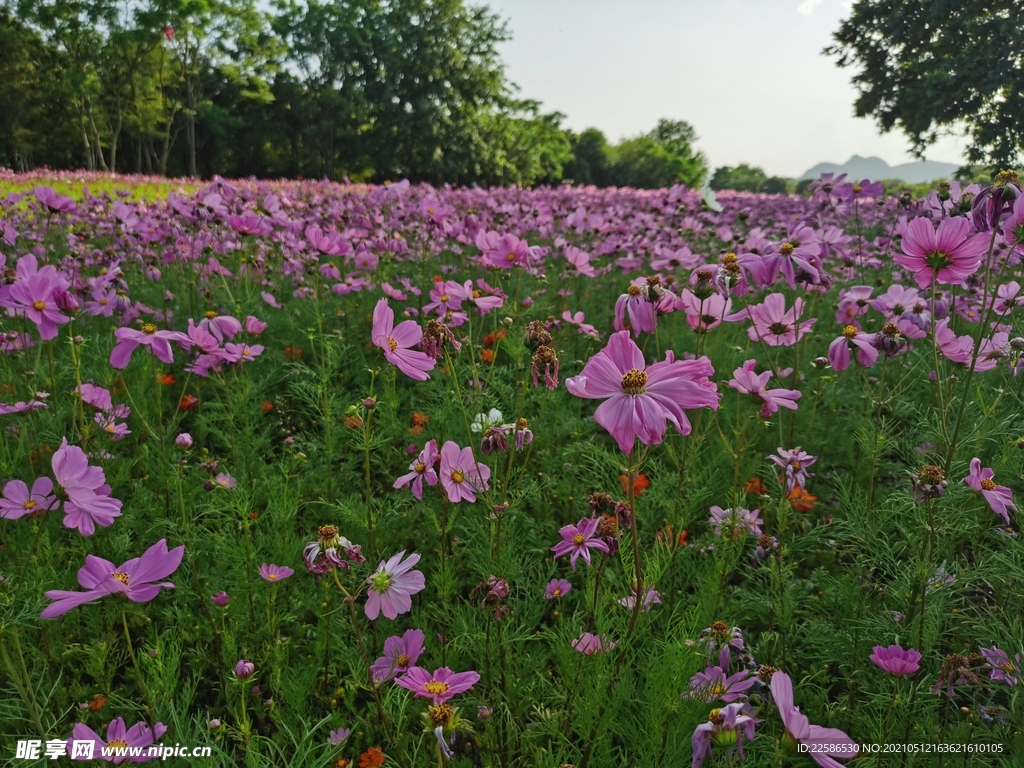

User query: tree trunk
[87,99,109,172]
[186,77,197,177]
[77,102,95,171]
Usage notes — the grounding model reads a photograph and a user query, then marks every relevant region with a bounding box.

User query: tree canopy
[827,0,1024,168]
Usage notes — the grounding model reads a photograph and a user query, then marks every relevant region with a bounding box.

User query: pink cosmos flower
[728,359,800,418]
[768,447,817,493]
[677,289,732,333]
[771,671,859,768]
[365,551,426,620]
[395,666,481,703]
[258,564,294,582]
[691,702,755,768]
[566,330,719,454]
[687,655,756,703]
[572,632,615,654]
[545,578,572,598]
[870,645,922,677]
[734,293,816,347]
[42,539,184,618]
[613,284,657,336]
[964,458,1016,524]
[6,271,70,340]
[551,517,610,570]
[0,477,57,520]
[371,298,435,381]
[394,440,439,500]
[894,216,988,288]
[564,246,597,277]
[67,718,167,764]
[827,326,879,371]
[110,324,191,369]
[370,628,426,683]
[439,441,490,503]
[478,232,530,268]
[835,286,874,326]
[52,438,123,536]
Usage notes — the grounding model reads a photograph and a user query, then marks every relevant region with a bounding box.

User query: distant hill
[799,155,960,184]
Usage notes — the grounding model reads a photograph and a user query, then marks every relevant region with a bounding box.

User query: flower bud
[210,591,229,607]
[234,660,255,679]
[175,433,194,448]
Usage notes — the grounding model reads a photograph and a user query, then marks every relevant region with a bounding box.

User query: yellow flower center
[779,243,794,257]
[551,588,561,596]
[99,298,109,305]
[572,533,585,546]
[107,740,129,750]
[142,323,158,334]
[842,325,858,339]
[425,681,449,695]
[853,184,863,193]
[506,252,517,262]
[397,654,410,667]
[414,462,426,474]
[23,499,38,510]
[386,337,398,352]
[32,299,46,311]
[267,574,278,580]
[621,369,647,395]
[627,285,642,297]
[451,470,465,484]
[113,570,130,586]
[981,478,997,491]
[205,311,217,319]
[440,294,450,303]
[104,423,116,433]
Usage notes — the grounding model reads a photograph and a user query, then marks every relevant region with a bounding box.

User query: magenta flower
[572,632,615,654]
[109,324,191,369]
[214,472,237,489]
[235,660,255,679]
[768,447,817,493]
[727,359,800,418]
[41,539,184,618]
[370,628,426,683]
[478,232,530,269]
[439,440,491,503]
[870,645,922,677]
[551,517,610,570]
[52,438,122,536]
[566,330,719,454]
[67,718,167,764]
[964,458,1016,524]
[618,585,661,612]
[303,525,365,574]
[0,477,57,520]
[328,727,351,747]
[737,293,816,347]
[614,285,658,336]
[365,551,426,620]
[979,646,1021,686]
[7,271,70,340]
[371,298,435,381]
[396,665,481,703]
[211,591,229,607]
[691,702,755,768]
[771,671,859,768]
[258,564,294,582]
[828,326,879,371]
[687,661,756,703]
[394,439,439,500]
[545,578,572,599]
[894,216,988,288]
[709,506,764,539]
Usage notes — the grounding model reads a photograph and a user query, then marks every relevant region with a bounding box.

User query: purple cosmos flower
[768,447,817,493]
[828,326,879,371]
[698,622,745,654]
[328,727,351,747]
[365,551,426,620]
[869,645,922,677]
[691,702,755,768]
[728,359,800,418]
[213,472,237,489]
[733,293,816,347]
[551,518,610,570]
[771,671,858,768]
[545,578,572,599]
[963,458,1016,525]
[371,298,435,381]
[235,660,255,679]
[210,591,229,607]
[566,330,719,454]
[395,666,480,704]
[894,216,987,288]
[572,632,615,654]
[0,477,57,520]
[370,628,426,683]
[439,440,490,503]
[618,585,661,612]
[258,564,294,582]
[709,506,763,539]
[42,539,184,618]
[67,718,167,764]
[109,324,191,369]
[175,433,193,448]
[303,525,364,574]
[51,438,123,536]
[394,439,439,500]
[6,270,70,341]
[979,646,1020,686]
[687,661,756,704]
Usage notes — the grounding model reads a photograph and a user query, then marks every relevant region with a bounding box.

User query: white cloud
[798,0,823,14]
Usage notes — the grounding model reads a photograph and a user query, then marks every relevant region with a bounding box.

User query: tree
[827,0,1024,168]
[563,128,612,186]
[607,119,706,189]
[710,164,768,192]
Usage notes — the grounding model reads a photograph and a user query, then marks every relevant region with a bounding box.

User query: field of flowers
[0,170,1022,767]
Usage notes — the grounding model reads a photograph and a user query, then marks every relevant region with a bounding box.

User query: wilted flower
[979,646,1021,686]
[303,525,365,574]
[768,447,816,493]
[691,703,756,768]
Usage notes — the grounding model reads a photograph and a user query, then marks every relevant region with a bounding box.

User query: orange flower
[0,382,16,394]
[480,348,495,364]
[88,694,108,712]
[359,747,386,768]
[788,487,816,513]
[432,275,444,283]
[655,524,688,548]
[620,473,649,497]
[261,400,274,412]
[284,346,303,360]
[345,415,363,429]
[248,511,259,521]
[156,373,176,386]
[743,477,767,495]
[495,328,508,342]
[483,333,495,347]
[179,394,199,411]
[334,760,351,768]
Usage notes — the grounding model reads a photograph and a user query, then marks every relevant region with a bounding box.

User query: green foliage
[827,0,1024,167]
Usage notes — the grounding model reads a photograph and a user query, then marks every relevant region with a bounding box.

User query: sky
[488,0,968,178]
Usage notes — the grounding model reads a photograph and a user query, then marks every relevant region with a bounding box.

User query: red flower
[179,394,199,411]
[260,400,274,412]
[359,747,385,768]
[345,415,363,429]
[156,373,176,386]
[620,473,649,497]
[743,477,767,495]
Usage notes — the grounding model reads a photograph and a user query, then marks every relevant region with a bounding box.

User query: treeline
[0,0,706,187]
